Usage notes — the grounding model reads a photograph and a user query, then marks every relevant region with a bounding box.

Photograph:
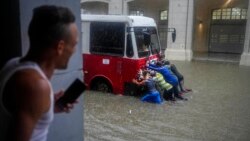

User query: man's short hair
[28,5,75,51]
[156,61,163,67]
[142,70,150,77]
[161,60,170,65]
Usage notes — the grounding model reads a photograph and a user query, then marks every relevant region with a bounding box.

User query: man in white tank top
[0,5,79,141]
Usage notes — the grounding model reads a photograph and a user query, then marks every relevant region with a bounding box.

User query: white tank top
[0,58,54,141]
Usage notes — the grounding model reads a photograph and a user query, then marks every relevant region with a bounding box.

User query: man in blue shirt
[147,61,187,100]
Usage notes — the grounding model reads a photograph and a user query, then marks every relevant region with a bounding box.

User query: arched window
[212,8,247,20]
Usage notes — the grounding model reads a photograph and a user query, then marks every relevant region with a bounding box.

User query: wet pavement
[83,60,250,141]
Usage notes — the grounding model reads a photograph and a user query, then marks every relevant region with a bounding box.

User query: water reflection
[84,61,250,141]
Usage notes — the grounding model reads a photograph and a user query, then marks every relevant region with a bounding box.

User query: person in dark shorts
[161,60,192,93]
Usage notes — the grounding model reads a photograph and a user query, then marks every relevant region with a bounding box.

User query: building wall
[128,0,168,21]
[108,0,123,14]
[81,1,108,14]
[240,0,250,66]
[193,0,210,52]
[81,0,124,15]
[81,0,168,25]
[80,0,250,65]
[19,1,84,141]
[194,0,249,53]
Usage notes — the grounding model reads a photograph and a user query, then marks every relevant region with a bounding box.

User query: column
[240,0,250,66]
[165,0,194,61]
[123,0,135,15]
[108,0,123,14]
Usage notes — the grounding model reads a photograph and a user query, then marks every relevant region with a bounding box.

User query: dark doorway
[0,0,21,69]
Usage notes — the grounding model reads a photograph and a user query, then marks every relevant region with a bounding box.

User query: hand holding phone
[56,78,86,109]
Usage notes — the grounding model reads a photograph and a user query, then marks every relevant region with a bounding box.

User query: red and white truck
[81,14,162,95]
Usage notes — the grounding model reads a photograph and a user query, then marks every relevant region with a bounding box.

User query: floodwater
[84,61,250,141]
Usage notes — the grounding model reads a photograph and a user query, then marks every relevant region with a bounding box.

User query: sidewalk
[193,52,241,63]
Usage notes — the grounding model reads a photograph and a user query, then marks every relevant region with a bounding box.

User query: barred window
[160,10,168,20]
[212,8,247,20]
[222,8,231,19]
[212,9,222,20]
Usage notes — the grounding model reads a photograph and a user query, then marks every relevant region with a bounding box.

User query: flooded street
[84,61,250,141]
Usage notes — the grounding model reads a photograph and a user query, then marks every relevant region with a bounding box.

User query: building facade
[81,0,250,66]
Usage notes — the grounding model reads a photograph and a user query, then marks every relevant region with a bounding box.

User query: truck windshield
[134,27,161,58]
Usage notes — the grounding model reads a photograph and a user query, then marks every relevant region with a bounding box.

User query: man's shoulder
[11,69,50,95]
[4,67,51,116]
[14,68,43,79]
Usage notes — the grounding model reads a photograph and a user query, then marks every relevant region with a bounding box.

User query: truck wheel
[92,80,112,93]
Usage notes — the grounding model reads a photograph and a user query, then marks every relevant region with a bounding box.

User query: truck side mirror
[143,32,151,46]
[172,28,176,42]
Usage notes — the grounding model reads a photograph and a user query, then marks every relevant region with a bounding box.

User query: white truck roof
[81,14,156,27]
[129,16,156,27]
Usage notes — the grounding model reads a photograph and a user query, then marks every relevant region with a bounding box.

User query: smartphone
[56,78,86,109]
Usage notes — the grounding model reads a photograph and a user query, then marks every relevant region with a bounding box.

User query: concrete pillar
[165,0,194,61]
[123,0,134,15]
[81,0,131,15]
[240,0,250,66]
[109,0,123,14]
